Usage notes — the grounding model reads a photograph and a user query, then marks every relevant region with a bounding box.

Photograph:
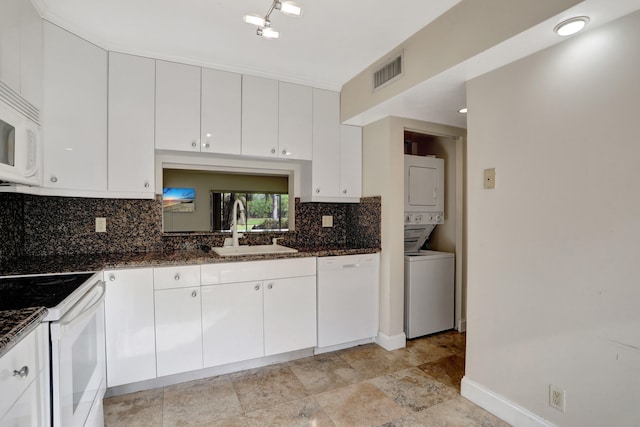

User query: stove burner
[0,272,95,311]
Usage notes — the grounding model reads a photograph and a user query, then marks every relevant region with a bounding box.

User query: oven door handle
[57,280,106,328]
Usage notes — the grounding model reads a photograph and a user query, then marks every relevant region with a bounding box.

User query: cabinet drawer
[0,325,42,420]
[201,257,316,285]
[153,265,200,290]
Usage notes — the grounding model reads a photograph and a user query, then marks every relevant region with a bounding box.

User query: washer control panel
[405,212,444,225]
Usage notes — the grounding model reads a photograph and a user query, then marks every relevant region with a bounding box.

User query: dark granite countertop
[0,246,380,276]
[0,307,47,358]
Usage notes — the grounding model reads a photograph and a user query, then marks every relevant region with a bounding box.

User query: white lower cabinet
[104,268,156,387]
[201,257,317,368]
[0,324,48,426]
[263,276,316,356]
[154,286,203,377]
[201,281,264,367]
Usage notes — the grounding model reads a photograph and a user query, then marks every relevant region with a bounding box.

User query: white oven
[49,279,106,427]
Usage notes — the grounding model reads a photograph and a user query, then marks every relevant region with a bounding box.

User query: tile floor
[103,331,510,426]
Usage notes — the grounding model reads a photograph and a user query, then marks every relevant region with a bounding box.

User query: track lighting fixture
[243,1,302,39]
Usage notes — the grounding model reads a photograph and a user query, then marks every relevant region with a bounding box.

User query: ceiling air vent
[373,52,403,91]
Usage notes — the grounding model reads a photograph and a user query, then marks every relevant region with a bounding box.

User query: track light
[244,0,303,39]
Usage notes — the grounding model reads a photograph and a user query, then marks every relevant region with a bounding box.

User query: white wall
[464,11,640,426]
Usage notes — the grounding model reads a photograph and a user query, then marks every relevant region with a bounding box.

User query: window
[162,168,290,233]
[213,192,288,232]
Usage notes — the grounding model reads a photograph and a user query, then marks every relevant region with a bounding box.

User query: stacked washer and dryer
[404,154,455,339]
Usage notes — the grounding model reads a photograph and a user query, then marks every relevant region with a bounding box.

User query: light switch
[322,215,333,227]
[95,217,107,233]
[484,168,496,189]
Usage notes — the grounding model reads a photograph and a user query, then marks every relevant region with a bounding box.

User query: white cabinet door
[311,89,340,198]
[155,60,201,152]
[263,276,316,356]
[241,75,278,158]
[278,82,312,160]
[339,125,362,199]
[155,286,203,377]
[201,281,264,368]
[104,268,156,387]
[108,53,155,195]
[201,68,241,155]
[0,0,21,94]
[42,22,107,191]
[0,371,43,427]
[18,0,42,109]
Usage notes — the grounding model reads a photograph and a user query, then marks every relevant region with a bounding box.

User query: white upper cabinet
[241,75,278,157]
[201,68,241,155]
[0,0,21,95]
[108,52,155,196]
[155,60,201,152]
[0,0,43,109]
[301,89,362,203]
[42,22,107,192]
[339,124,362,199]
[278,82,312,160]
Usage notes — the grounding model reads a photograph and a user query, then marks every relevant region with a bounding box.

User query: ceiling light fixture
[554,16,590,37]
[244,1,302,39]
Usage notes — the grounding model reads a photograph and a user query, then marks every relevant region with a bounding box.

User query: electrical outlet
[549,385,566,412]
[95,217,107,233]
[322,215,333,227]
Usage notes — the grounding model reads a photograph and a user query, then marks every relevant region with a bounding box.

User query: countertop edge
[0,307,47,358]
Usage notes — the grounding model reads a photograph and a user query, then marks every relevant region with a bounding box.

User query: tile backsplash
[0,193,380,260]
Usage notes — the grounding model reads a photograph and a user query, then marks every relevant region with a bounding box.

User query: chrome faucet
[230,198,246,247]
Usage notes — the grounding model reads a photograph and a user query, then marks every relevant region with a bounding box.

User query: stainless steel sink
[212,245,298,257]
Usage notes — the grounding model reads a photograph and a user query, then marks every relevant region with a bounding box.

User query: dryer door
[404,155,444,212]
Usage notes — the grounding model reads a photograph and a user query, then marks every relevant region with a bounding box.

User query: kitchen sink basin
[212,245,298,257]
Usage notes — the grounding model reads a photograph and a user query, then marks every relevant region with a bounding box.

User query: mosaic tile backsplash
[0,194,380,259]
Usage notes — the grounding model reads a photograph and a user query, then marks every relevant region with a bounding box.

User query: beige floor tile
[315,382,410,427]
[398,339,456,366]
[418,354,465,391]
[339,344,414,379]
[423,331,466,356]
[162,376,242,426]
[394,396,511,427]
[369,367,459,413]
[104,388,164,427]
[232,366,310,413]
[245,396,336,426]
[290,353,363,394]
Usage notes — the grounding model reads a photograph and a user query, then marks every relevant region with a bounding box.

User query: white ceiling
[33,0,460,91]
[33,0,640,130]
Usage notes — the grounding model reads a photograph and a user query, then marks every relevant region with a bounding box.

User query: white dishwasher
[316,253,379,352]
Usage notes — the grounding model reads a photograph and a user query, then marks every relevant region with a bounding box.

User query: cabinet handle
[191,141,197,148]
[174,274,180,281]
[270,148,276,154]
[267,283,273,290]
[315,188,320,194]
[144,182,150,188]
[50,176,58,183]
[13,366,29,378]
[204,143,210,149]
[191,290,197,297]
[109,274,116,282]
[254,284,260,291]
[342,189,347,194]
[282,149,287,155]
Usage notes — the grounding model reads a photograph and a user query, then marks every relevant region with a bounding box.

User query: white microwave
[0,100,40,186]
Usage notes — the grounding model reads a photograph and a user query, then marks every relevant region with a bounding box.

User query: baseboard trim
[314,338,375,355]
[375,331,406,351]
[457,319,467,332]
[461,377,555,427]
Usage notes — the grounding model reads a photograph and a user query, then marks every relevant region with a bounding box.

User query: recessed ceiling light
[554,16,590,37]
[458,107,468,114]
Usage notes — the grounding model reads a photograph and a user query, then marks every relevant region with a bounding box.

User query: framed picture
[163,188,195,213]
